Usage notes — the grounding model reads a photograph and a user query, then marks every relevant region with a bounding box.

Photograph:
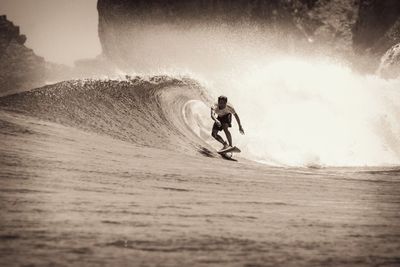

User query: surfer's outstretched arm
[234,113,244,134]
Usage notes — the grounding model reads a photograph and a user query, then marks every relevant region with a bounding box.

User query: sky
[0,0,101,66]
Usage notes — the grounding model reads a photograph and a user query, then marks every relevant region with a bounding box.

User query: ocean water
[1,77,400,266]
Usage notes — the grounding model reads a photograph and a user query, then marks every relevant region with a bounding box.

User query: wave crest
[0,76,214,155]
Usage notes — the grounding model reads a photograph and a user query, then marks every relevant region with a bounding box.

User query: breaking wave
[90,24,400,168]
[1,69,400,168]
[0,76,217,156]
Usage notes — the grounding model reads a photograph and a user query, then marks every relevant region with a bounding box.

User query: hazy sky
[0,0,101,65]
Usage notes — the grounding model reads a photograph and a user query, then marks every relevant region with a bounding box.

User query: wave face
[2,71,400,167]
[0,76,215,156]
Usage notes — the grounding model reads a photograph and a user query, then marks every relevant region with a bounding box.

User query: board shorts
[213,113,232,131]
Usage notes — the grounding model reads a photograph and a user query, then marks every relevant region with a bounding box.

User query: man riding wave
[211,95,244,151]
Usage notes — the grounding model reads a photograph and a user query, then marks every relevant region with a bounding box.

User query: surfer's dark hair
[218,95,228,102]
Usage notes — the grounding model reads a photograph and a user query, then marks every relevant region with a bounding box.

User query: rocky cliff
[353,0,400,57]
[96,0,400,76]
[0,15,112,95]
[352,0,400,73]
[97,0,358,69]
[0,15,45,95]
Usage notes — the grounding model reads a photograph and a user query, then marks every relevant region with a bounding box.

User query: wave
[0,76,216,156]
[2,71,400,168]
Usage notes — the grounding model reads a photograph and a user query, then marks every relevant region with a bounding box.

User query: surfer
[211,95,244,150]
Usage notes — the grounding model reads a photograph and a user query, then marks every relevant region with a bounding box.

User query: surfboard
[218,146,241,159]
[218,146,241,154]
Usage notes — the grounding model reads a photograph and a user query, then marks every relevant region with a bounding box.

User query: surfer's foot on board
[219,143,234,153]
[222,142,230,150]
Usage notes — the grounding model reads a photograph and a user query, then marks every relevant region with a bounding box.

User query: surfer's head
[218,95,228,109]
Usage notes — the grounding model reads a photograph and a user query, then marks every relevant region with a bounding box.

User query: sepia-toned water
[1,78,399,266]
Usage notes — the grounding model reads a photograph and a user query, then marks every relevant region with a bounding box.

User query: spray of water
[111,24,400,167]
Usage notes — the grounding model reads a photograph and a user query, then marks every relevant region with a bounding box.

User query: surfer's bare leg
[212,128,227,146]
[222,124,232,147]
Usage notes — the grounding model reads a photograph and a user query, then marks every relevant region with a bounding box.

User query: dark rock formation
[0,15,45,95]
[0,15,112,95]
[352,0,400,73]
[96,1,308,68]
[96,0,361,71]
[301,0,358,55]
[97,0,300,25]
[97,0,306,67]
[378,43,400,79]
[96,0,400,75]
[353,0,400,56]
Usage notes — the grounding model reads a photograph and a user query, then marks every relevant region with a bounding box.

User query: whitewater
[183,59,400,167]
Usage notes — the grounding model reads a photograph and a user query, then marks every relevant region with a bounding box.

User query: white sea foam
[113,24,400,167]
